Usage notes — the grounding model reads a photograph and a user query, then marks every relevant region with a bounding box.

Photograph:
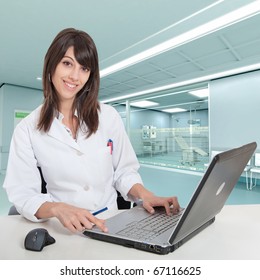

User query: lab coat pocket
[95,147,113,185]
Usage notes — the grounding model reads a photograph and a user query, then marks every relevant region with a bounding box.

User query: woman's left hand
[128,183,180,215]
[141,193,180,215]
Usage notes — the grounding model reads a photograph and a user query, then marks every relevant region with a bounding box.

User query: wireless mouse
[24,228,55,251]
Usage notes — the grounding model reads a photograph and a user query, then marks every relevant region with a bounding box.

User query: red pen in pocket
[107,139,113,155]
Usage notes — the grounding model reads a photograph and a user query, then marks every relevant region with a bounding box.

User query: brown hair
[38,28,100,137]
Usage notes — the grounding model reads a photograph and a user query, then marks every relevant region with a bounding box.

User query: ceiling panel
[179,36,226,59]
[124,77,154,88]
[237,41,260,58]
[148,52,187,68]
[223,14,260,45]
[167,62,202,76]
[197,51,238,68]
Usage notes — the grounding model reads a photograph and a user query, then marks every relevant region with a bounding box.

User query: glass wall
[113,85,209,172]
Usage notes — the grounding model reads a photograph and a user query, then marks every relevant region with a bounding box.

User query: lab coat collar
[47,117,83,153]
[57,110,78,122]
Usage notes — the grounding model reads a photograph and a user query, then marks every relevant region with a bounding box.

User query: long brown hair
[38,28,100,137]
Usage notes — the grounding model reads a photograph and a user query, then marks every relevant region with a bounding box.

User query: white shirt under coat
[3,103,143,222]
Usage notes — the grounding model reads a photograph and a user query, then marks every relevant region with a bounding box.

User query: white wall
[209,70,260,152]
[0,84,43,171]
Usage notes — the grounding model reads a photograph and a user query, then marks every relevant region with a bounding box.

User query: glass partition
[112,85,209,172]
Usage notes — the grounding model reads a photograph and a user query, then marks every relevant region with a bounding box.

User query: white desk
[0,204,259,260]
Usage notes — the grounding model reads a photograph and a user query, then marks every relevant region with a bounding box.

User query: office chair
[8,205,20,215]
[8,167,132,215]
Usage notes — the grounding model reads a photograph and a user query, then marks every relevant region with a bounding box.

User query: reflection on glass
[113,86,209,172]
[131,126,209,172]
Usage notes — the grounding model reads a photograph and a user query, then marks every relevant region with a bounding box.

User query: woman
[3,28,179,233]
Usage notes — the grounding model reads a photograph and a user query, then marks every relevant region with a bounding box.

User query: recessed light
[36,77,42,81]
[130,100,159,108]
[162,108,187,113]
[189,88,209,98]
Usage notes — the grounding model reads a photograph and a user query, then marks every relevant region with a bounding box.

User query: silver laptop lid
[169,142,257,245]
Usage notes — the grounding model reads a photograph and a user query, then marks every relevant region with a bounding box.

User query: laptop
[84,142,256,255]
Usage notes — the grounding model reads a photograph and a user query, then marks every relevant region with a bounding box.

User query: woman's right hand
[35,201,108,233]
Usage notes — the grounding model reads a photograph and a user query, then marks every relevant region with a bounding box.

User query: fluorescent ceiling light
[100,1,224,65]
[189,88,209,98]
[36,77,42,81]
[162,108,187,113]
[100,1,260,78]
[101,62,260,104]
[130,100,159,108]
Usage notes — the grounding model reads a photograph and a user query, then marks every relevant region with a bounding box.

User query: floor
[1,164,260,216]
[139,165,260,207]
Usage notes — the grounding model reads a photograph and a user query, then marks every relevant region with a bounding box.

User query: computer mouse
[24,228,55,251]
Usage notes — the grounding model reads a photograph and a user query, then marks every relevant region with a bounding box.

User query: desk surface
[0,204,259,260]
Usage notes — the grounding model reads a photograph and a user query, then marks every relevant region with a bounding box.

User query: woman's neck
[59,101,78,139]
[59,99,74,118]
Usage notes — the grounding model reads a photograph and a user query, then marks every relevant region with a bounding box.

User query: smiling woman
[51,46,91,138]
[39,28,100,136]
[3,27,180,233]
[52,46,91,101]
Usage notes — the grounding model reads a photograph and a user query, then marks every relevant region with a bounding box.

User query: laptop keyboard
[116,208,184,241]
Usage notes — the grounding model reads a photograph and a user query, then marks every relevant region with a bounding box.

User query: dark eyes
[62,61,71,67]
[62,60,90,72]
[81,66,90,72]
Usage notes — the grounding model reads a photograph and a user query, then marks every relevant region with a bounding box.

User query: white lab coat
[3,103,143,221]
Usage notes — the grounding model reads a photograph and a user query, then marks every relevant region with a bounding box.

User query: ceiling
[1,0,260,112]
